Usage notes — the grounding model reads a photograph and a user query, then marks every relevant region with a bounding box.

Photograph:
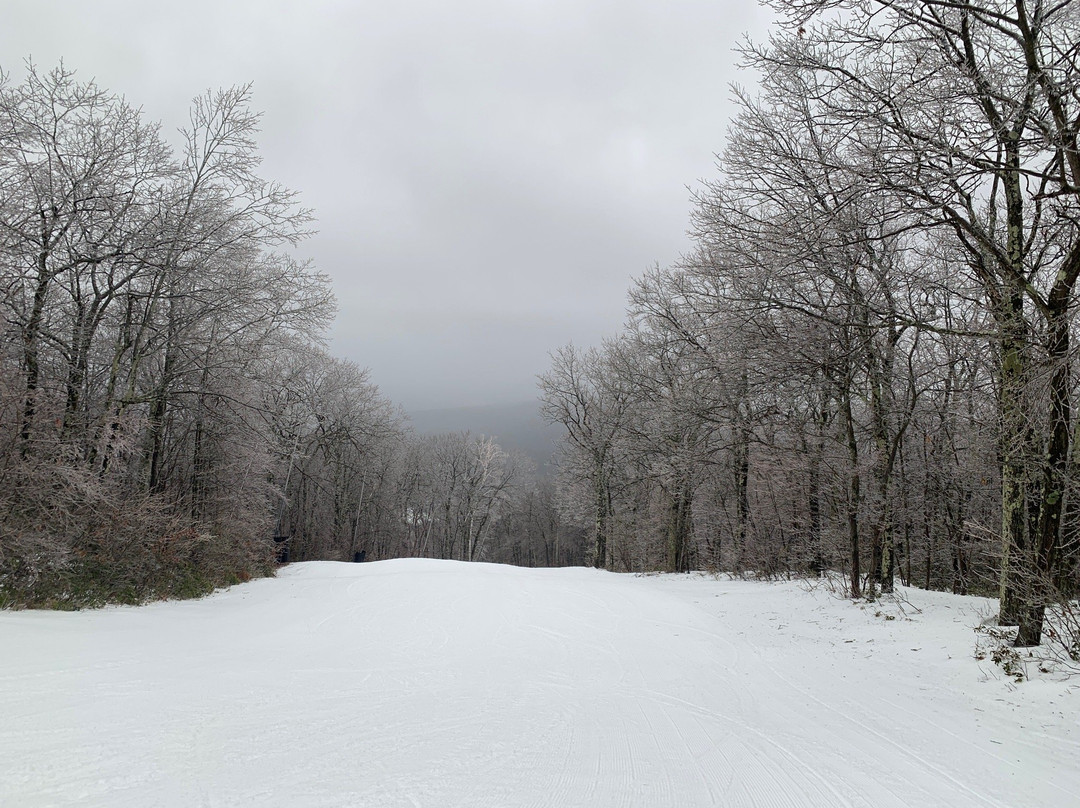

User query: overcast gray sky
[3,0,773,411]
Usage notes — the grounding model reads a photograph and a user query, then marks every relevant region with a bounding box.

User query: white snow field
[2,560,1077,808]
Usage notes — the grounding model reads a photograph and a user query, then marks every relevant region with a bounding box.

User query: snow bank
[1,560,1076,807]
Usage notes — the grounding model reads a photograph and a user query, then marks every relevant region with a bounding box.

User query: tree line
[540,0,1080,651]
[0,65,583,608]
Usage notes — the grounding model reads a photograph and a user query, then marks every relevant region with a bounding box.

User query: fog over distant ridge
[408,400,564,475]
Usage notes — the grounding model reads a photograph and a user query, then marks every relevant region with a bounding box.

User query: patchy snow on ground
[1,559,1077,807]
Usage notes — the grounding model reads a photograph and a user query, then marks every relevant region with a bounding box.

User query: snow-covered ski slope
[2,559,1076,807]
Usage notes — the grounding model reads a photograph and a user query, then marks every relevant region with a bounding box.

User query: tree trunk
[1016,293,1073,646]
[593,468,609,569]
[998,293,1028,626]
[20,251,53,456]
[734,423,750,573]
[666,480,694,573]
[842,387,862,598]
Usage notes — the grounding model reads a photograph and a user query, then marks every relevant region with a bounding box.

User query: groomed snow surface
[2,560,1077,807]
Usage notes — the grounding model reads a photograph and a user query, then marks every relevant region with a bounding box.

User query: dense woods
[542,0,1080,652]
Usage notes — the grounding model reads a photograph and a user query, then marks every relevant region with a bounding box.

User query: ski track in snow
[1,559,1077,807]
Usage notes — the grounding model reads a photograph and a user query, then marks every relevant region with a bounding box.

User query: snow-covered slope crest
[2,559,1076,807]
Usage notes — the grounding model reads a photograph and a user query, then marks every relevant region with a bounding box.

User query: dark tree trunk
[842,387,861,598]
[1016,287,1074,646]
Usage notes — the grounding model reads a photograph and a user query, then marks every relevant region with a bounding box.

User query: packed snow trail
[1,560,1076,807]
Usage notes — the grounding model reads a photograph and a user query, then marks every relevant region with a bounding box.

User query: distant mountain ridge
[406,400,562,476]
